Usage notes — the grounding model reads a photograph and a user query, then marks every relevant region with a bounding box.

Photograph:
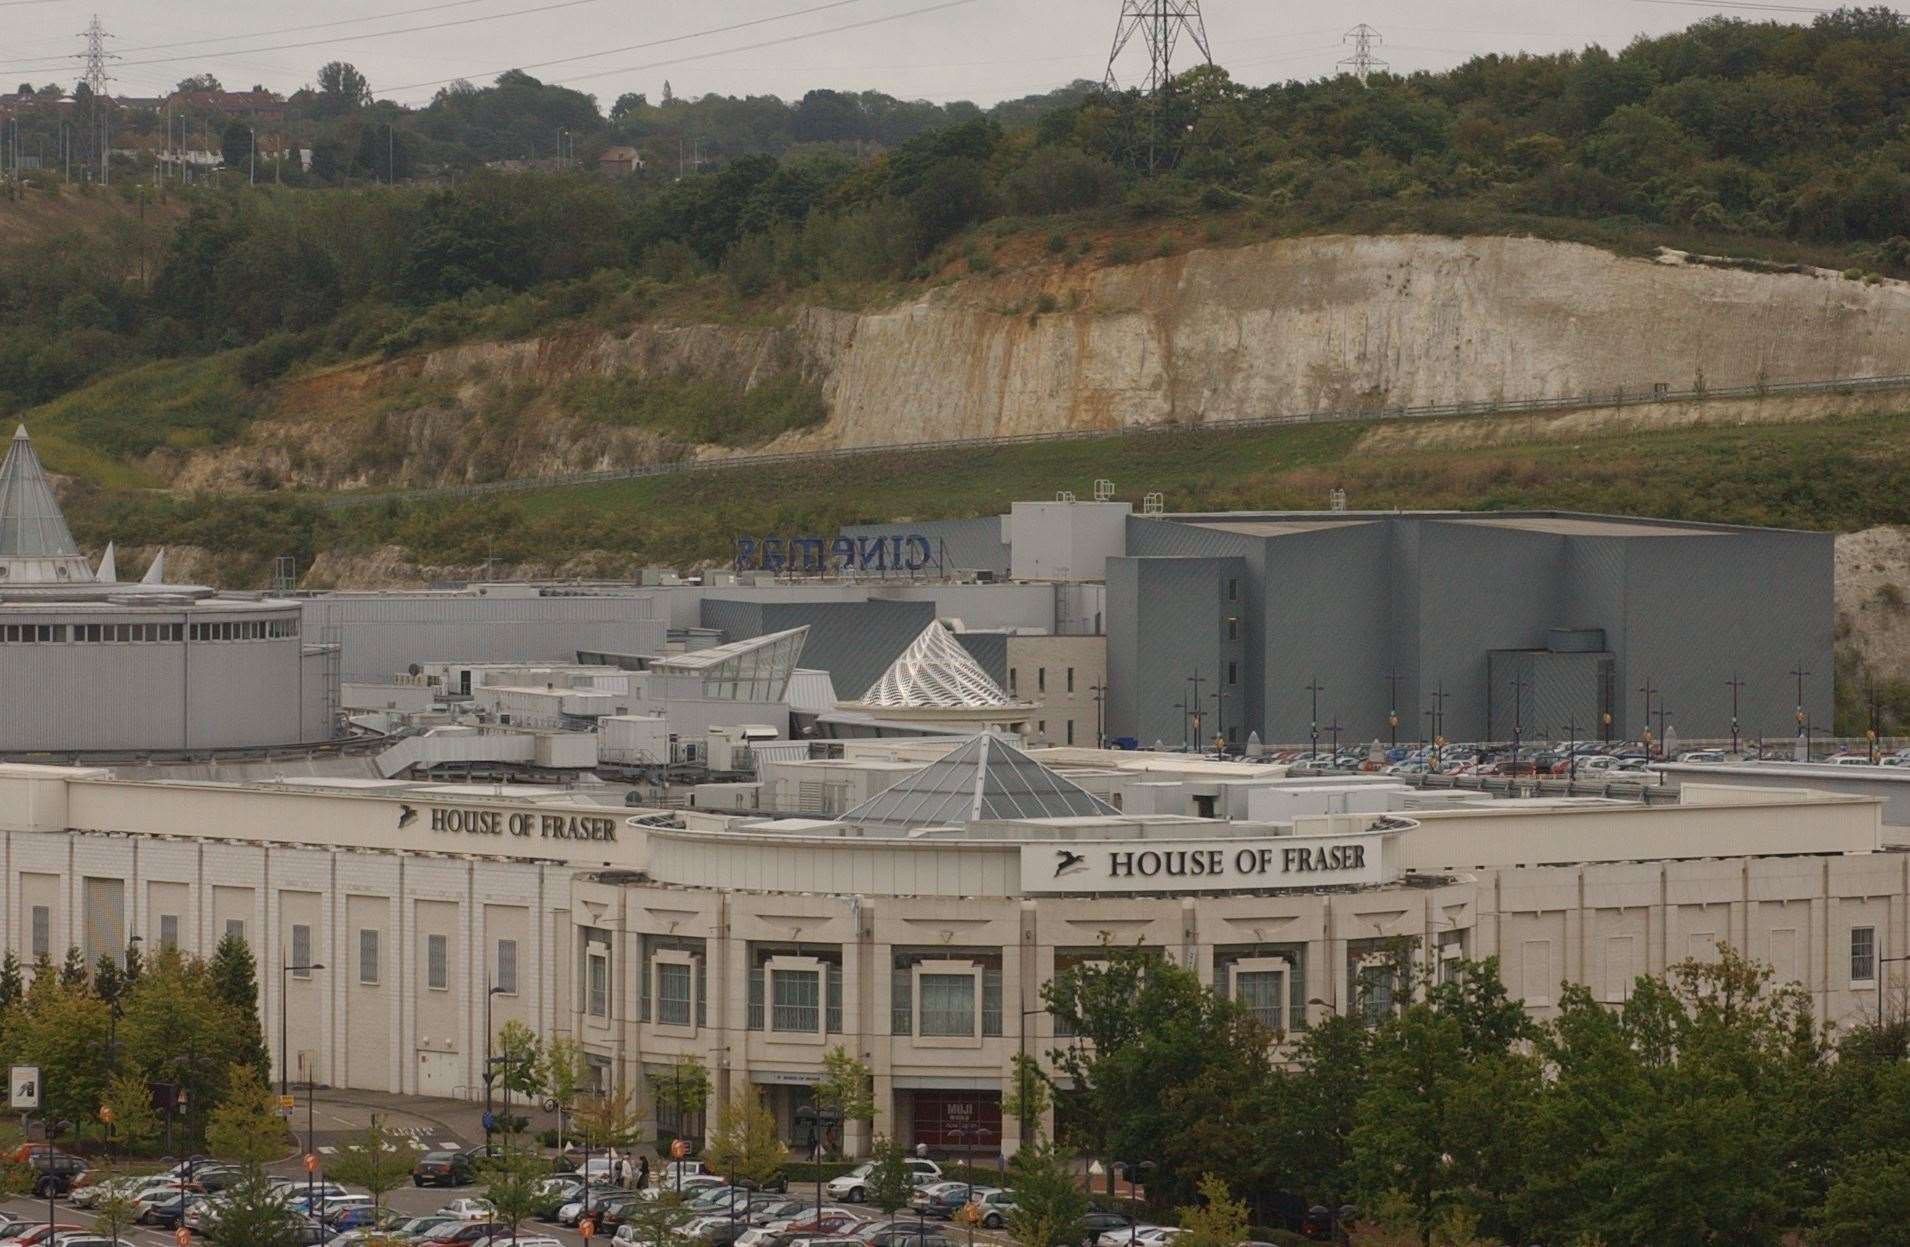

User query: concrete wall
[304,592,664,683]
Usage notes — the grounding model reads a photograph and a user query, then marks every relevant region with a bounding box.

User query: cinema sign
[734,534,934,574]
[1019,831,1394,895]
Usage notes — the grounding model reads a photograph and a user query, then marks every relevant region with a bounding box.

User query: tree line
[1038,942,1910,1247]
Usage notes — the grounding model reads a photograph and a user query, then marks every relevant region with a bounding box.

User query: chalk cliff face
[164,233,1910,490]
[810,235,1910,447]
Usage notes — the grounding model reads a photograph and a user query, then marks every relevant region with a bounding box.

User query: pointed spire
[95,541,116,583]
[141,548,167,585]
[0,424,93,584]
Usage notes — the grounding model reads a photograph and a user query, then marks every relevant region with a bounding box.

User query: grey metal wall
[303,594,666,683]
[0,608,312,752]
[698,598,936,700]
[953,632,1010,686]
[1106,556,1243,747]
[1113,512,1832,745]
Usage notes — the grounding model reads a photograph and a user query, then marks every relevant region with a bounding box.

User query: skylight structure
[860,621,1013,708]
[0,425,94,585]
[649,626,808,703]
[840,733,1119,829]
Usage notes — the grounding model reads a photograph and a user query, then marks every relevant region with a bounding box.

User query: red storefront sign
[910,1090,1002,1150]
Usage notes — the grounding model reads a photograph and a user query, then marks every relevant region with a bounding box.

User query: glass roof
[651,626,808,703]
[840,734,1119,829]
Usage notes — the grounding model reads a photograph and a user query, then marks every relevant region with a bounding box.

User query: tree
[93,953,124,1006]
[7,980,111,1128]
[493,1019,544,1102]
[479,1141,549,1240]
[221,121,252,172]
[1003,1052,1051,1146]
[209,932,269,1075]
[1005,1138,1087,1247]
[316,62,370,109]
[0,952,22,1012]
[88,1166,144,1244]
[537,1035,590,1147]
[204,1164,305,1247]
[59,945,89,990]
[704,1095,790,1191]
[620,1189,696,1247]
[176,74,223,94]
[814,1046,874,1140]
[122,939,143,986]
[1818,1151,1910,1247]
[575,1082,645,1158]
[103,1068,162,1153]
[1175,1175,1248,1247]
[326,1116,419,1212]
[653,1055,712,1143]
[121,948,251,1137]
[861,1134,913,1216]
[206,1064,287,1166]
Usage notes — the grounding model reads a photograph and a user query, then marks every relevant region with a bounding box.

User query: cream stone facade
[0,745,1903,1157]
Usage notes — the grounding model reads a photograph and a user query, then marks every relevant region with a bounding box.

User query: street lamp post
[947,1126,981,1247]
[1879,953,1910,1029]
[484,983,507,1154]
[1013,1006,1046,1152]
[1090,683,1108,749]
[280,955,326,1218]
[1113,1160,1155,1247]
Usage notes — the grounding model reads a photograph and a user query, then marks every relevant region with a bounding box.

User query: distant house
[176,89,286,124]
[597,145,643,177]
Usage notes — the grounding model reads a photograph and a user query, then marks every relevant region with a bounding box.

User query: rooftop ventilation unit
[1055,490,1076,503]
[1092,478,1115,501]
[1329,488,1348,512]
[1142,492,1165,514]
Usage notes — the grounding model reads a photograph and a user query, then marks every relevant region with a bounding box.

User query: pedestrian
[620,1155,633,1188]
[609,1148,622,1187]
[637,1155,650,1190]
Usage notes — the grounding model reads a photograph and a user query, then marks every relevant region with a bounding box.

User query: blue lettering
[762,538,786,573]
[733,537,758,572]
[903,535,932,571]
[857,537,888,571]
[830,537,856,571]
[792,538,825,573]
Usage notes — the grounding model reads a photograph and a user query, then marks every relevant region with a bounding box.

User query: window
[826,962,843,1034]
[1008,668,1017,694]
[1066,720,1075,745]
[771,968,820,1033]
[1037,667,1046,693]
[225,918,244,941]
[1236,971,1283,1030]
[588,950,609,1018]
[1853,926,1877,983]
[427,933,448,991]
[30,906,49,959]
[919,973,976,1037]
[496,939,518,995]
[359,930,380,986]
[1226,617,1239,640]
[1227,577,1238,601]
[891,966,912,1035]
[1227,661,1237,685]
[158,914,179,951]
[657,962,692,1026]
[290,924,312,977]
[1066,667,1074,693]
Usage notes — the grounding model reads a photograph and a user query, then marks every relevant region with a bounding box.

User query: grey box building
[1107,511,1832,749]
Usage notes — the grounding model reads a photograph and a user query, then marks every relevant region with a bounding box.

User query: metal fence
[322,370,1910,512]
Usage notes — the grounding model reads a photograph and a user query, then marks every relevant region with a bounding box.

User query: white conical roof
[141,548,167,585]
[0,425,94,585]
[95,541,116,583]
[840,733,1120,828]
[859,621,1013,709]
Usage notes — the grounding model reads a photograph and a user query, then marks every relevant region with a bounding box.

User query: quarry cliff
[162,232,1910,493]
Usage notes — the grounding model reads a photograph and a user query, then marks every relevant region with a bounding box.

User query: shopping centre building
[0,736,1902,1155]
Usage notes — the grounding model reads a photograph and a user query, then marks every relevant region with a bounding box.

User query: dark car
[531,1176,584,1219]
[140,1193,204,1230]
[188,1165,246,1194]
[922,1188,977,1220]
[867,1233,956,1247]
[28,1151,88,1197]
[414,1150,478,1187]
[1077,1213,1131,1238]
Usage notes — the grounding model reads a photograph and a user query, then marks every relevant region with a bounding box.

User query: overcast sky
[0,0,1831,109]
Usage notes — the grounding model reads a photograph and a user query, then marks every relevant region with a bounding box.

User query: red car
[0,1226,88,1247]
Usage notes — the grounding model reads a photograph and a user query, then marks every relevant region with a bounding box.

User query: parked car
[1097,1226,1167,1247]
[387,1215,461,1241]
[826,1160,943,1204]
[415,1151,479,1188]
[325,1206,401,1233]
[0,1229,88,1247]
[969,1192,1017,1230]
[864,1232,955,1247]
[471,1237,564,1247]
[27,1153,88,1198]
[909,1183,968,1214]
[922,1186,995,1221]
[419,1224,505,1247]
[1830,754,1876,766]
[136,1192,205,1229]
[1076,1212,1132,1238]
[438,1200,498,1224]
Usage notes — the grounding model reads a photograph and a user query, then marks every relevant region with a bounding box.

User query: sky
[0,0,1846,110]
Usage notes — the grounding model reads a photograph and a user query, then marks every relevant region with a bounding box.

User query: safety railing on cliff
[319,369,1910,512]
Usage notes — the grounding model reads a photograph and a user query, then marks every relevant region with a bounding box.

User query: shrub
[1045,230,1068,254]
[1004,145,1124,215]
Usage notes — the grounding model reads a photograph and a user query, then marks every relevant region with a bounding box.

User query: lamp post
[947,1125,981,1247]
[280,955,325,1218]
[1090,683,1108,749]
[1306,676,1324,760]
[1384,669,1402,750]
[1879,953,1910,1028]
[484,984,507,1155]
[1114,1160,1155,1247]
[1012,1007,1046,1153]
[1726,674,1745,757]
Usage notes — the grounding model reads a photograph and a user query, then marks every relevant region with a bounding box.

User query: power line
[388,0,981,100]
[0,0,610,74]
[1632,0,1836,12]
[381,0,879,94]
